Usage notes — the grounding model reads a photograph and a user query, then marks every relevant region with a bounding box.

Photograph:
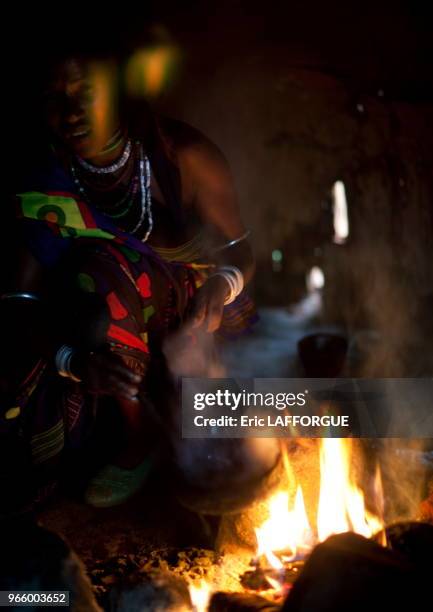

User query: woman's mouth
[64,126,92,140]
[72,129,91,138]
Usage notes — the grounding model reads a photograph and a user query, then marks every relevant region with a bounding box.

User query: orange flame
[256,438,385,575]
[317,438,384,541]
[255,486,314,568]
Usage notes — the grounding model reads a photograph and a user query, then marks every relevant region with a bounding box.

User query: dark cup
[298,333,348,377]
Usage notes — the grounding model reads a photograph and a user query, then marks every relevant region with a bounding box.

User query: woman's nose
[64,96,86,124]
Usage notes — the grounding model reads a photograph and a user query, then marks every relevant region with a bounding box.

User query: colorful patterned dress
[1,128,256,510]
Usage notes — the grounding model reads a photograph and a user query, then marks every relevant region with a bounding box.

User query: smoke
[162,324,282,514]
[162,322,226,380]
[378,439,432,524]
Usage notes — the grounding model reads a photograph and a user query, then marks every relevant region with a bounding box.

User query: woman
[1,51,255,510]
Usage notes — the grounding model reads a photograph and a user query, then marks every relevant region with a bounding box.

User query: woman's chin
[63,135,100,159]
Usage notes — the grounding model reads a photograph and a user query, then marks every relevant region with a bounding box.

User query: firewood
[281,532,423,612]
[374,521,433,571]
[240,562,304,591]
[209,591,280,612]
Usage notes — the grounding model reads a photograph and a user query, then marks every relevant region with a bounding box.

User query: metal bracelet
[211,230,251,253]
[0,292,41,302]
[55,345,81,383]
[210,265,244,305]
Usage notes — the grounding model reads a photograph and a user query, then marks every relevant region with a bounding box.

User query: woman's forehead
[46,58,90,89]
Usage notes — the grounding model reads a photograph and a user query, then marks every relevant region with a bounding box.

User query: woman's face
[43,58,120,159]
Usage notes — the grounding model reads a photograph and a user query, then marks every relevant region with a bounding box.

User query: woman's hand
[71,348,143,401]
[188,275,229,333]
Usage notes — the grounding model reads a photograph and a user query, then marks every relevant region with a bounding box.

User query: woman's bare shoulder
[157,116,226,166]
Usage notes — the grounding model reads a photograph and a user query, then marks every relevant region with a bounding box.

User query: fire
[189,580,212,612]
[255,487,314,568]
[256,438,385,570]
[317,438,383,541]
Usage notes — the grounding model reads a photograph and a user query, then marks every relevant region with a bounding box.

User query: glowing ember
[189,580,212,612]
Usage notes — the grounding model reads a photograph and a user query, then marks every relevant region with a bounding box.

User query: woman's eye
[81,86,95,102]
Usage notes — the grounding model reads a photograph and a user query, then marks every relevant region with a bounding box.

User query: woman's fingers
[204,298,224,332]
[99,351,143,382]
[85,350,143,397]
[188,277,227,332]
[108,359,142,384]
[106,373,140,399]
[192,310,206,328]
[191,299,223,332]
[190,299,207,328]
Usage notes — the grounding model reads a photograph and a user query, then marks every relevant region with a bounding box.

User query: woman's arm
[177,131,255,331]
[180,134,255,281]
[1,245,140,400]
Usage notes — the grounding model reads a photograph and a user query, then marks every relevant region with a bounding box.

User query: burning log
[209,591,280,612]
[240,561,304,592]
[374,521,433,571]
[281,532,425,612]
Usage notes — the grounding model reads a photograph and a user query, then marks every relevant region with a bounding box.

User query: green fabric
[77,273,96,293]
[142,305,156,323]
[18,191,115,240]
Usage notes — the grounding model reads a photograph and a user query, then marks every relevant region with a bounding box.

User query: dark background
[5,0,433,374]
